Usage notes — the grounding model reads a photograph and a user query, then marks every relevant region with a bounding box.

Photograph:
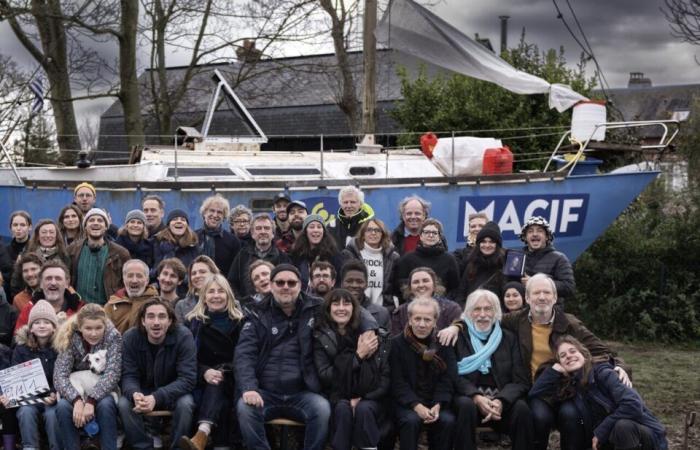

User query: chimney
[499,15,510,54]
[236,39,262,63]
[628,72,652,88]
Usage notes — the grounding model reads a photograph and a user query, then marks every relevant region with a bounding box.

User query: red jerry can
[482,146,513,175]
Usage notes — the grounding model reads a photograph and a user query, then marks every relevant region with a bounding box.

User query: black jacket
[196,228,240,276]
[328,204,374,249]
[389,333,455,409]
[12,340,58,390]
[453,327,529,410]
[522,245,575,304]
[313,315,391,403]
[227,242,291,298]
[121,325,197,410]
[115,235,154,268]
[454,249,505,306]
[0,292,17,347]
[392,244,460,302]
[186,314,243,392]
[234,292,322,394]
[342,238,400,310]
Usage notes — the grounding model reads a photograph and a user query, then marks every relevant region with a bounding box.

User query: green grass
[608,341,700,450]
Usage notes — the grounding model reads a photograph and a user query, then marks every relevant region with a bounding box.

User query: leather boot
[178,430,208,450]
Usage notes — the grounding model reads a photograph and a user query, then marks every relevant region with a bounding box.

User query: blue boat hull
[0,171,658,262]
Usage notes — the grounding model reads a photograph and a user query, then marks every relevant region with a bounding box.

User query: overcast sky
[1,0,698,119]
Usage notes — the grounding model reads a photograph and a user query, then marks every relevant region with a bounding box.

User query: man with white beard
[104,259,159,334]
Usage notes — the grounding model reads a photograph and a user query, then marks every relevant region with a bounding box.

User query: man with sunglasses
[235,263,330,450]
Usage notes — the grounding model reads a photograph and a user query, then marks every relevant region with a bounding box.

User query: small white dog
[69,350,120,404]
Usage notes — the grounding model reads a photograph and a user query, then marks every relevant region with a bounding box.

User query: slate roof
[98,49,413,153]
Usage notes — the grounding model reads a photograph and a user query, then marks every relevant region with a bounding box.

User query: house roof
[603,83,699,122]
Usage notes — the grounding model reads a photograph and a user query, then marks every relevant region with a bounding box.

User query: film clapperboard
[0,358,51,407]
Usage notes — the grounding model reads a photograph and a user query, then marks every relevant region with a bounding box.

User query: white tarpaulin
[375,0,588,112]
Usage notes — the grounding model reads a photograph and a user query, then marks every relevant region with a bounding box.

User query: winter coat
[53,318,122,403]
[13,325,58,390]
[104,285,160,334]
[227,242,291,298]
[115,235,154,268]
[291,251,345,291]
[328,203,375,249]
[342,238,400,310]
[14,288,84,333]
[453,326,529,409]
[390,222,417,257]
[66,238,131,301]
[522,245,575,305]
[0,243,13,297]
[121,325,197,410]
[0,291,17,347]
[152,239,200,280]
[454,249,506,306]
[313,316,391,403]
[186,313,243,390]
[390,296,461,337]
[174,293,197,324]
[196,227,240,276]
[501,308,628,384]
[392,244,461,302]
[529,363,667,450]
[234,292,322,394]
[12,289,33,315]
[389,332,455,409]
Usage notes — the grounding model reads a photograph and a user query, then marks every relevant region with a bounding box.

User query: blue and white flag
[29,76,44,114]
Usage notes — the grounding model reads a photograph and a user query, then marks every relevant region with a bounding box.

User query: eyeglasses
[274,279,299,288]
[421,230,439,236]
[365,227,382,234]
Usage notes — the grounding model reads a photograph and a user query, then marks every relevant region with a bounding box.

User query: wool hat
[286,200,308,214]
[74,182,96,197]
[166,209,189,225]
[503,281,526,301]
[125,209,147,224]
[519,216,554,244]
[270,263,301,282]
[28,300,58,328]
[476,221,503,247]
[83,208,110,227]
[302,214,324,232]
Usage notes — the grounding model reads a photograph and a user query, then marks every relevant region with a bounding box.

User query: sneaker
[153,434,164,449]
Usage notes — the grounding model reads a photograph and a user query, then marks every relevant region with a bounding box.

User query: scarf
[457,319,502,375]
[201,225,223,258]
[403,325,446,372]
[39,246,59,262]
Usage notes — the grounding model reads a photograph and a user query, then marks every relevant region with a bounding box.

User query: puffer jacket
[342,238,400,310]
[313,313,390,403]
[13,325,58,390]
[121,324,196,410]
[53,317,122,403]
[530,363,667,450]
[329,203,375,249]
[522,245,575,304]
[234,292,322,394]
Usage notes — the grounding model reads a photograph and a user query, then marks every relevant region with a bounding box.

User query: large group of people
[0,182,667,450]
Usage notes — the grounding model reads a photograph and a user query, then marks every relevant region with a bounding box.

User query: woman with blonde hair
[53,304,122,450]
[180,274,244,450]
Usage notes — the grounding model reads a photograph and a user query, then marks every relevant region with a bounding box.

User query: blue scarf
[457,319,502,375]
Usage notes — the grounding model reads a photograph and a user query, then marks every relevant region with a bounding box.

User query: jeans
[16,404,59,450]
[55,397,118,450]
[529,397,582,450]
[195,382,235,445]
[236,389,331,450]
[394,405,455,450]
[118,394,195,450]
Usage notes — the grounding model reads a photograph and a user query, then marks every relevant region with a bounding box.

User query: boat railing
[542,120,680,176]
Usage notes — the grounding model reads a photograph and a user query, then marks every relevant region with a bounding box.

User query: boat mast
[361,0,377,135]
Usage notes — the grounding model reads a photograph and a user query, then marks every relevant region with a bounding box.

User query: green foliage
[573,183,700,342]
[13,114,61,166]
[390,33,597,169]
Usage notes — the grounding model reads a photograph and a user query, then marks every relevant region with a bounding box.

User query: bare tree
[663,0,700,62]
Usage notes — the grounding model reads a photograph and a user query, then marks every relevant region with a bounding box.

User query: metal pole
[451,131,455,177]
[320,134,324,180]
[173,134,178,181]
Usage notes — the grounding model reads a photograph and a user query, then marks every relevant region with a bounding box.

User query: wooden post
[362,0,377,135]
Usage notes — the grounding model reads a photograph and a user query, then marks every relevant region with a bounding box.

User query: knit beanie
[476,221,503,247]
[302,214,324,232]
[270,263,302,282]
[503,281,526,301]
[125,209,147,224]
[74,182,96,197]
[83,208,110,227]
[28,300,58,328]
[166,209,189,225]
